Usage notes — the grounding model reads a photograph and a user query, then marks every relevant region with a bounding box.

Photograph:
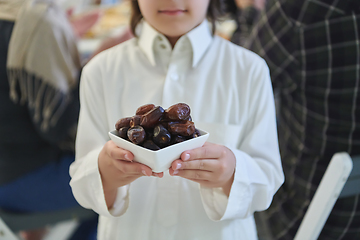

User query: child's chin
[160,27,192,38]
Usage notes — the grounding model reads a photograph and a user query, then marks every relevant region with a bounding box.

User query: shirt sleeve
[199,59,284,221]
[69,58,129,218]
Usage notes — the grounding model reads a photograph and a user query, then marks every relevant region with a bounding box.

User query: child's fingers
[171,159,216,172]
[108,141,134,162]
[181,143,222,161]
[113,160,152,176]
[152,172,164,178]
[171,169,212,181]
[168,168,176,176]
[113,160,163,178]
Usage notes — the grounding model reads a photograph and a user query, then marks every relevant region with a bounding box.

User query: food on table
[83,1,131,38]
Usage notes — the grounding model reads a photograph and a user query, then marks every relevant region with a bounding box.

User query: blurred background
[64,0,236,62]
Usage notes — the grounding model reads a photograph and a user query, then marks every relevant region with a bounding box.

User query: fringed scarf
[0,0,81,132]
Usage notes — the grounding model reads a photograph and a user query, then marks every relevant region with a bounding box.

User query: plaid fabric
[230,6,260,46]
[244,0,360,239]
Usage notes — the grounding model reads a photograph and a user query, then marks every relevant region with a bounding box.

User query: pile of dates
[115,103,201,151]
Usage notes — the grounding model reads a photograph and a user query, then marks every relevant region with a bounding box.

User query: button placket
[162,63,176,106]
[160,37,192,107]
[156,172,179,227]
[170,73,179,81]
[161,52,192,107]
[167,54,181,82]
[155,36,171,51]
[157,36,170,51]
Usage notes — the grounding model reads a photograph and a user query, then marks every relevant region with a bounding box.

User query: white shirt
[70,20,284,240]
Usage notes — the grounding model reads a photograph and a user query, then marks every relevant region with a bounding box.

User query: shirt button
[157,36,163,41]
[160,44,166,49]
[170,73,179,81]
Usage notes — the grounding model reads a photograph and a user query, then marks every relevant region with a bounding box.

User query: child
[69,0,284,239]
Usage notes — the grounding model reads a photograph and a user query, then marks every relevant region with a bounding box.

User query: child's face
[138,0,210,38]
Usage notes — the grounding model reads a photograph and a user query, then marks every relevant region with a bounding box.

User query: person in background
[224,0,266,46]
[0,0,105,239]
[243,0,360,239]
[69,0,284,239]
[64,0,134,62]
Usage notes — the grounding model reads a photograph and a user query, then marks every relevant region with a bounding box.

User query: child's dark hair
[129,0,226,37]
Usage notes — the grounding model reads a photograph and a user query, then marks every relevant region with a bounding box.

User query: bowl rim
[108,128,209,153]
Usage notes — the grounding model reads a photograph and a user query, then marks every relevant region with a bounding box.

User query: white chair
[0,217,18,240]
[0,206,97,240]
[294,152,360,240]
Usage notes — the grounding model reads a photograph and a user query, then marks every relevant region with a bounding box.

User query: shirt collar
[138,19,213,68]
[186,20,213,67]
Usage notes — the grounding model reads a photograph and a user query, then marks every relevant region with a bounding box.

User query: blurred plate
[82,1,131,39]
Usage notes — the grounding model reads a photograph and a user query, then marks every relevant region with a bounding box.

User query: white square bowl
[108,129,209,173]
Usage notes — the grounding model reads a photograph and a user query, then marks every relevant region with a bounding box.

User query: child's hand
[98,140,163,208]
[169,142,236,196]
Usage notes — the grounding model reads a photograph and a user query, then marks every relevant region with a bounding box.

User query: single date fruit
[127,126,146,145]
[142,140,161,151]
[136,104,155,115]
[115,117,132,130]
[164,103,190,121]
[118,127,129,140]
[192,128,201,138]
[153,124,171,148]
[171,134,187,144]
[129,115,141,128]
[168,121,195,136]
[140,106,164,128]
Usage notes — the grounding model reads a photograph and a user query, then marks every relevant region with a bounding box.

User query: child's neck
[166,36,181,49]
